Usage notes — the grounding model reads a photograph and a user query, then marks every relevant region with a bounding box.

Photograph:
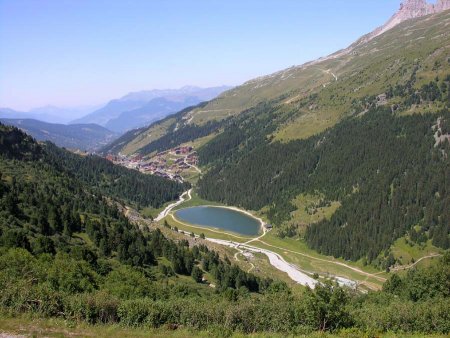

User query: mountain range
[0,105,100,124]
[0,86,230,150]
[72,85,231,132]
[0,118,118,151]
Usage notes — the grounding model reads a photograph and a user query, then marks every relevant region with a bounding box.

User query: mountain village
[105,145,199,182]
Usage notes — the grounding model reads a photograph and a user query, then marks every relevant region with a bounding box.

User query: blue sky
[0,0,400,111]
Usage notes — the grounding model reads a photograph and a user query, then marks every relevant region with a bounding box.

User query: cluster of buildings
[105,146,199,183]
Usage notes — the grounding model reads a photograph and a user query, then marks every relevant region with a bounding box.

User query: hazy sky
[0,0,400,111]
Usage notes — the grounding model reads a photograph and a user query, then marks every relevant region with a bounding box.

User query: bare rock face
[303,0,449,67]
[434,0,450,12]
[377,0,450,36]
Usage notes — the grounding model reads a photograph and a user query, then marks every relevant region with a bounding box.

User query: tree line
[198,100,450,262]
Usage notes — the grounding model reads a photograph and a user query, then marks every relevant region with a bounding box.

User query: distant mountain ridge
[72,85,231,132]
[0,105,100,124]
[104,96,204,132]
[0,118,117,151]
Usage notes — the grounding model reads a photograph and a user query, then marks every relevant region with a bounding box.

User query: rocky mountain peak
[375,0,450,37]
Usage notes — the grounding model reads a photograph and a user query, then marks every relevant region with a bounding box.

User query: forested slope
[198,76,450,262]
[0,112,449,336]
[0,123,276,328]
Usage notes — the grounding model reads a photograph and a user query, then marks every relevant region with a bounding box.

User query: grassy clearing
[390,238,443,265]
[172,189,224,211]
[180,132,219,149]
[164,215,250,243]
[72,232,94,247]
[180,167,201,185]
[274,111,340,142]
[140,202,170,219]
[287,193,341,228]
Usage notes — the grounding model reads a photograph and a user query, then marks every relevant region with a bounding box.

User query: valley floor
[157,190,442,292]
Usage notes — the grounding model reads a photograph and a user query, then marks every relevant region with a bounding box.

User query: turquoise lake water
[174,206,261,236]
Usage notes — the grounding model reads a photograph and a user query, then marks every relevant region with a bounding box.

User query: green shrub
[47,253,98,293]
[63,291,119,324]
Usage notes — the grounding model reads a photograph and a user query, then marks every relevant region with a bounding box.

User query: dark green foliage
[353,255,450,334]
[383,252,450,301]
[1,248,449,334]
[0,123,266,287]
[198,107,450,260]
[44,142,189,209]
[0,123,43,160]
[302,281,353,331]
[191,265,203,283]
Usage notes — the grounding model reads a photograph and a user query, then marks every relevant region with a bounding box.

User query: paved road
[155,189,192,221]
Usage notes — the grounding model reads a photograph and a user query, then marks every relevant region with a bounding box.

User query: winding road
[155,189,192,221]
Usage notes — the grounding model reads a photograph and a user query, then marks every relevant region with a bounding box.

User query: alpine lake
[174,206,262,236]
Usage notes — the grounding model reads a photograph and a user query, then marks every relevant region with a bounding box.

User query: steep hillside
[187,8,450,141]
[108,7,450,155]
[0,118,118,151]
[1,123,449,336]
[198,106,450,261]
[100,102,225,155]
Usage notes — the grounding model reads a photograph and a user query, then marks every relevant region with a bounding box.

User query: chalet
[130,155,143,163]
[105,154,117,162]
[175,146,193,155]
[186,157,198,165]
[376,93,387,106]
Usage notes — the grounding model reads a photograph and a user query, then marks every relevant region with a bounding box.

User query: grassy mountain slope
[107,9,450,157]
[0,118,118,151]
[189,9,450,137]
[101,102,226,155]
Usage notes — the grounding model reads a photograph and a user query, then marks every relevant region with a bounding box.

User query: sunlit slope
[106,10,450,155]
[188,10,450,138]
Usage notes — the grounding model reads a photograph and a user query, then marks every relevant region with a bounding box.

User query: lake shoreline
[175,204,266,235]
